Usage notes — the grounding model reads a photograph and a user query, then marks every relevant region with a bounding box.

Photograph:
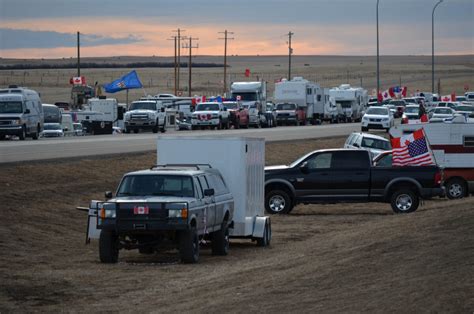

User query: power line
[172,28,186,95]
[167,36,177,95]
[287,31,294,79]
[218,30,234,95]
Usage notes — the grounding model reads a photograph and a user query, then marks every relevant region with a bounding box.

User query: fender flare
[384,177,422,199]
[265,179,296,197]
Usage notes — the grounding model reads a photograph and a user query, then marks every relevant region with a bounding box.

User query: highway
[0,123,362,163]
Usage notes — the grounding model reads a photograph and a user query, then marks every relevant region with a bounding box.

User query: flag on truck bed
[103,70,143,93]
[391,128,435,166]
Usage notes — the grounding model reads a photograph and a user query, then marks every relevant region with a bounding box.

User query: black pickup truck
[264,149,444,214]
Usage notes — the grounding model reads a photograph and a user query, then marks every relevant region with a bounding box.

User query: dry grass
[1,55,472,104]
[0,137,473,312]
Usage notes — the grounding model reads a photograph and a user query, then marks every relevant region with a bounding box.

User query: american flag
[391,128,435,166]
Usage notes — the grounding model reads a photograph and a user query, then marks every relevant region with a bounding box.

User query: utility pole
[167,36,178,95]
[183,37,199,97]
[432,0,444,93]
[376,0,380,100]
[218,30,234,95]
[77,31,80,77]
[172,28,185,94]
[287,31,294,80]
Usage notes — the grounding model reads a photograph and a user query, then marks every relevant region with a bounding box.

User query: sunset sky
[0,0,473,59]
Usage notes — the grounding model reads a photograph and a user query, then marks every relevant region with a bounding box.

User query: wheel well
[190,218,197,228]
[223,211,230,223]
[265,182,294,200]
[445,176,467,185]
[386,182,419,201]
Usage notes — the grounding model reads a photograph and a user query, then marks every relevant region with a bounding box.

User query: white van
[0,86,44,140]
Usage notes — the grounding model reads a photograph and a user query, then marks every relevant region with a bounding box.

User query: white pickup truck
[191,102,230,130]
[124,100,166,133]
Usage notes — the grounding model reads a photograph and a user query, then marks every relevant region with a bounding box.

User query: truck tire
[211,222,229,256]
[361,127,368,132]
[32,124,40,140]
[99,230,119,263]
[124,128,131,134]
[445,178,466,199]
[152,121,159,133]
[179,226,199,263]
[256,220,271,247]
[390,189,419,214]
[133,129,139,134]
[19,125,26,140]
[139,246,154,255]
[265,189,293,214]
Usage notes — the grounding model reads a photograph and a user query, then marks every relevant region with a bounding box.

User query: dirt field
[1,55,473,104]
[0,136,473,312]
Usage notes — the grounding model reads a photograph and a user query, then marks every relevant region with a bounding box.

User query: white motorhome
[390,117,474,199]
[230,81,267,127]
[274,77,326,124]
[0,85,44,140]
[329,84,368,122]
[86,97,125,129]
[157,137,271,245]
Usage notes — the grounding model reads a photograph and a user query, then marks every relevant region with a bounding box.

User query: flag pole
[420,126,438,166]
[126,89,129,107]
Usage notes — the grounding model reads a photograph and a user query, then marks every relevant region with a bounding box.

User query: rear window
[362,137,391,150]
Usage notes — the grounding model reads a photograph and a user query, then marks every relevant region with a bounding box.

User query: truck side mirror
[161,107,165,112]
[105,191,113,199]
[353,143,360,147]
[204,188,215,197]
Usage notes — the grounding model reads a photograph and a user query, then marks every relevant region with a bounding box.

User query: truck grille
[369,118,382,122]
[278,113,290,117]
[117,203,167,220]
[130,114,150,121]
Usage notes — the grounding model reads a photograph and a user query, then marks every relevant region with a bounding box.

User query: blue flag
[103,70,143,93]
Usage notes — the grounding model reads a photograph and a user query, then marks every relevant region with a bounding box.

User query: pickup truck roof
[125,164,216,177]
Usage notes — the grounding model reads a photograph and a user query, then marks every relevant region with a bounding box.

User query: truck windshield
[276,103,296,110]
[223,102,239,109]
[336,101,353,108]
[130,102,157,111]
[366,108,388,115]
[362,137,391,150]
[196,103,220,111]
[0,101,23,113]
[117,175,194,197]
[404,107,419,113]
[231,92,257,101]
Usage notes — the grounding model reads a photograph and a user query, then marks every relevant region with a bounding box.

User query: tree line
[0,62,226,70]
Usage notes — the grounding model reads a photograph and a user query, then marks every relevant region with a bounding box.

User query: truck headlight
[11,120,21,125]
[363,116,369,121]
[125,115,131,121]
[382,118,389,121]
[99,208,116,219]
[168,203,188,218]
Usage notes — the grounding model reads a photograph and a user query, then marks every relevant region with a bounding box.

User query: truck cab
[0,86,43,140]
[124,100,166,133]
[91,165,234,264]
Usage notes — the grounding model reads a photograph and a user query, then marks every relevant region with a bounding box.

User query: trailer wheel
[211,222,229,256]
[99,230,119,263]
[265,189,293,214]
[179,226,199,263]
[257,220,271,247]
[390,189,419,214]
[445,178,466,199]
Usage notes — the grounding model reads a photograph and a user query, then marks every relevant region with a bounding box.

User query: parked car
[403,97,419,105]
[223,101,249,129]
[41,122,64,137]
[455,96,467,102]
[93,165,234,263]
[401,104,420,123]
[361,106,394,131]
[436,101,458,110]
[73,122,84,136]
[262,102,277,128]
[455,104,474,118]
[429,107,455,121]
[275,102,305,126]
[344,132,391,158]
[191,102,230,130]
[383,104,399,118]
[264,149,444,214]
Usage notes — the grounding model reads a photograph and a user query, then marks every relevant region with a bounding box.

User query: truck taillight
[434,171,442,185]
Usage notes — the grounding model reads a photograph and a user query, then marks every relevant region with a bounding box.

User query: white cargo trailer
[157,137,271,245]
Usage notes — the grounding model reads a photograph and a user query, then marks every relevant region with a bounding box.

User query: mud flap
[86,200,101,244]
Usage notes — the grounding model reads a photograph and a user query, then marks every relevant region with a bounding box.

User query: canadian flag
[70,76,85,85]
[391,86,407,98]
[440,93,456,102]
[378,89,392,101]
[194,95,206,104]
